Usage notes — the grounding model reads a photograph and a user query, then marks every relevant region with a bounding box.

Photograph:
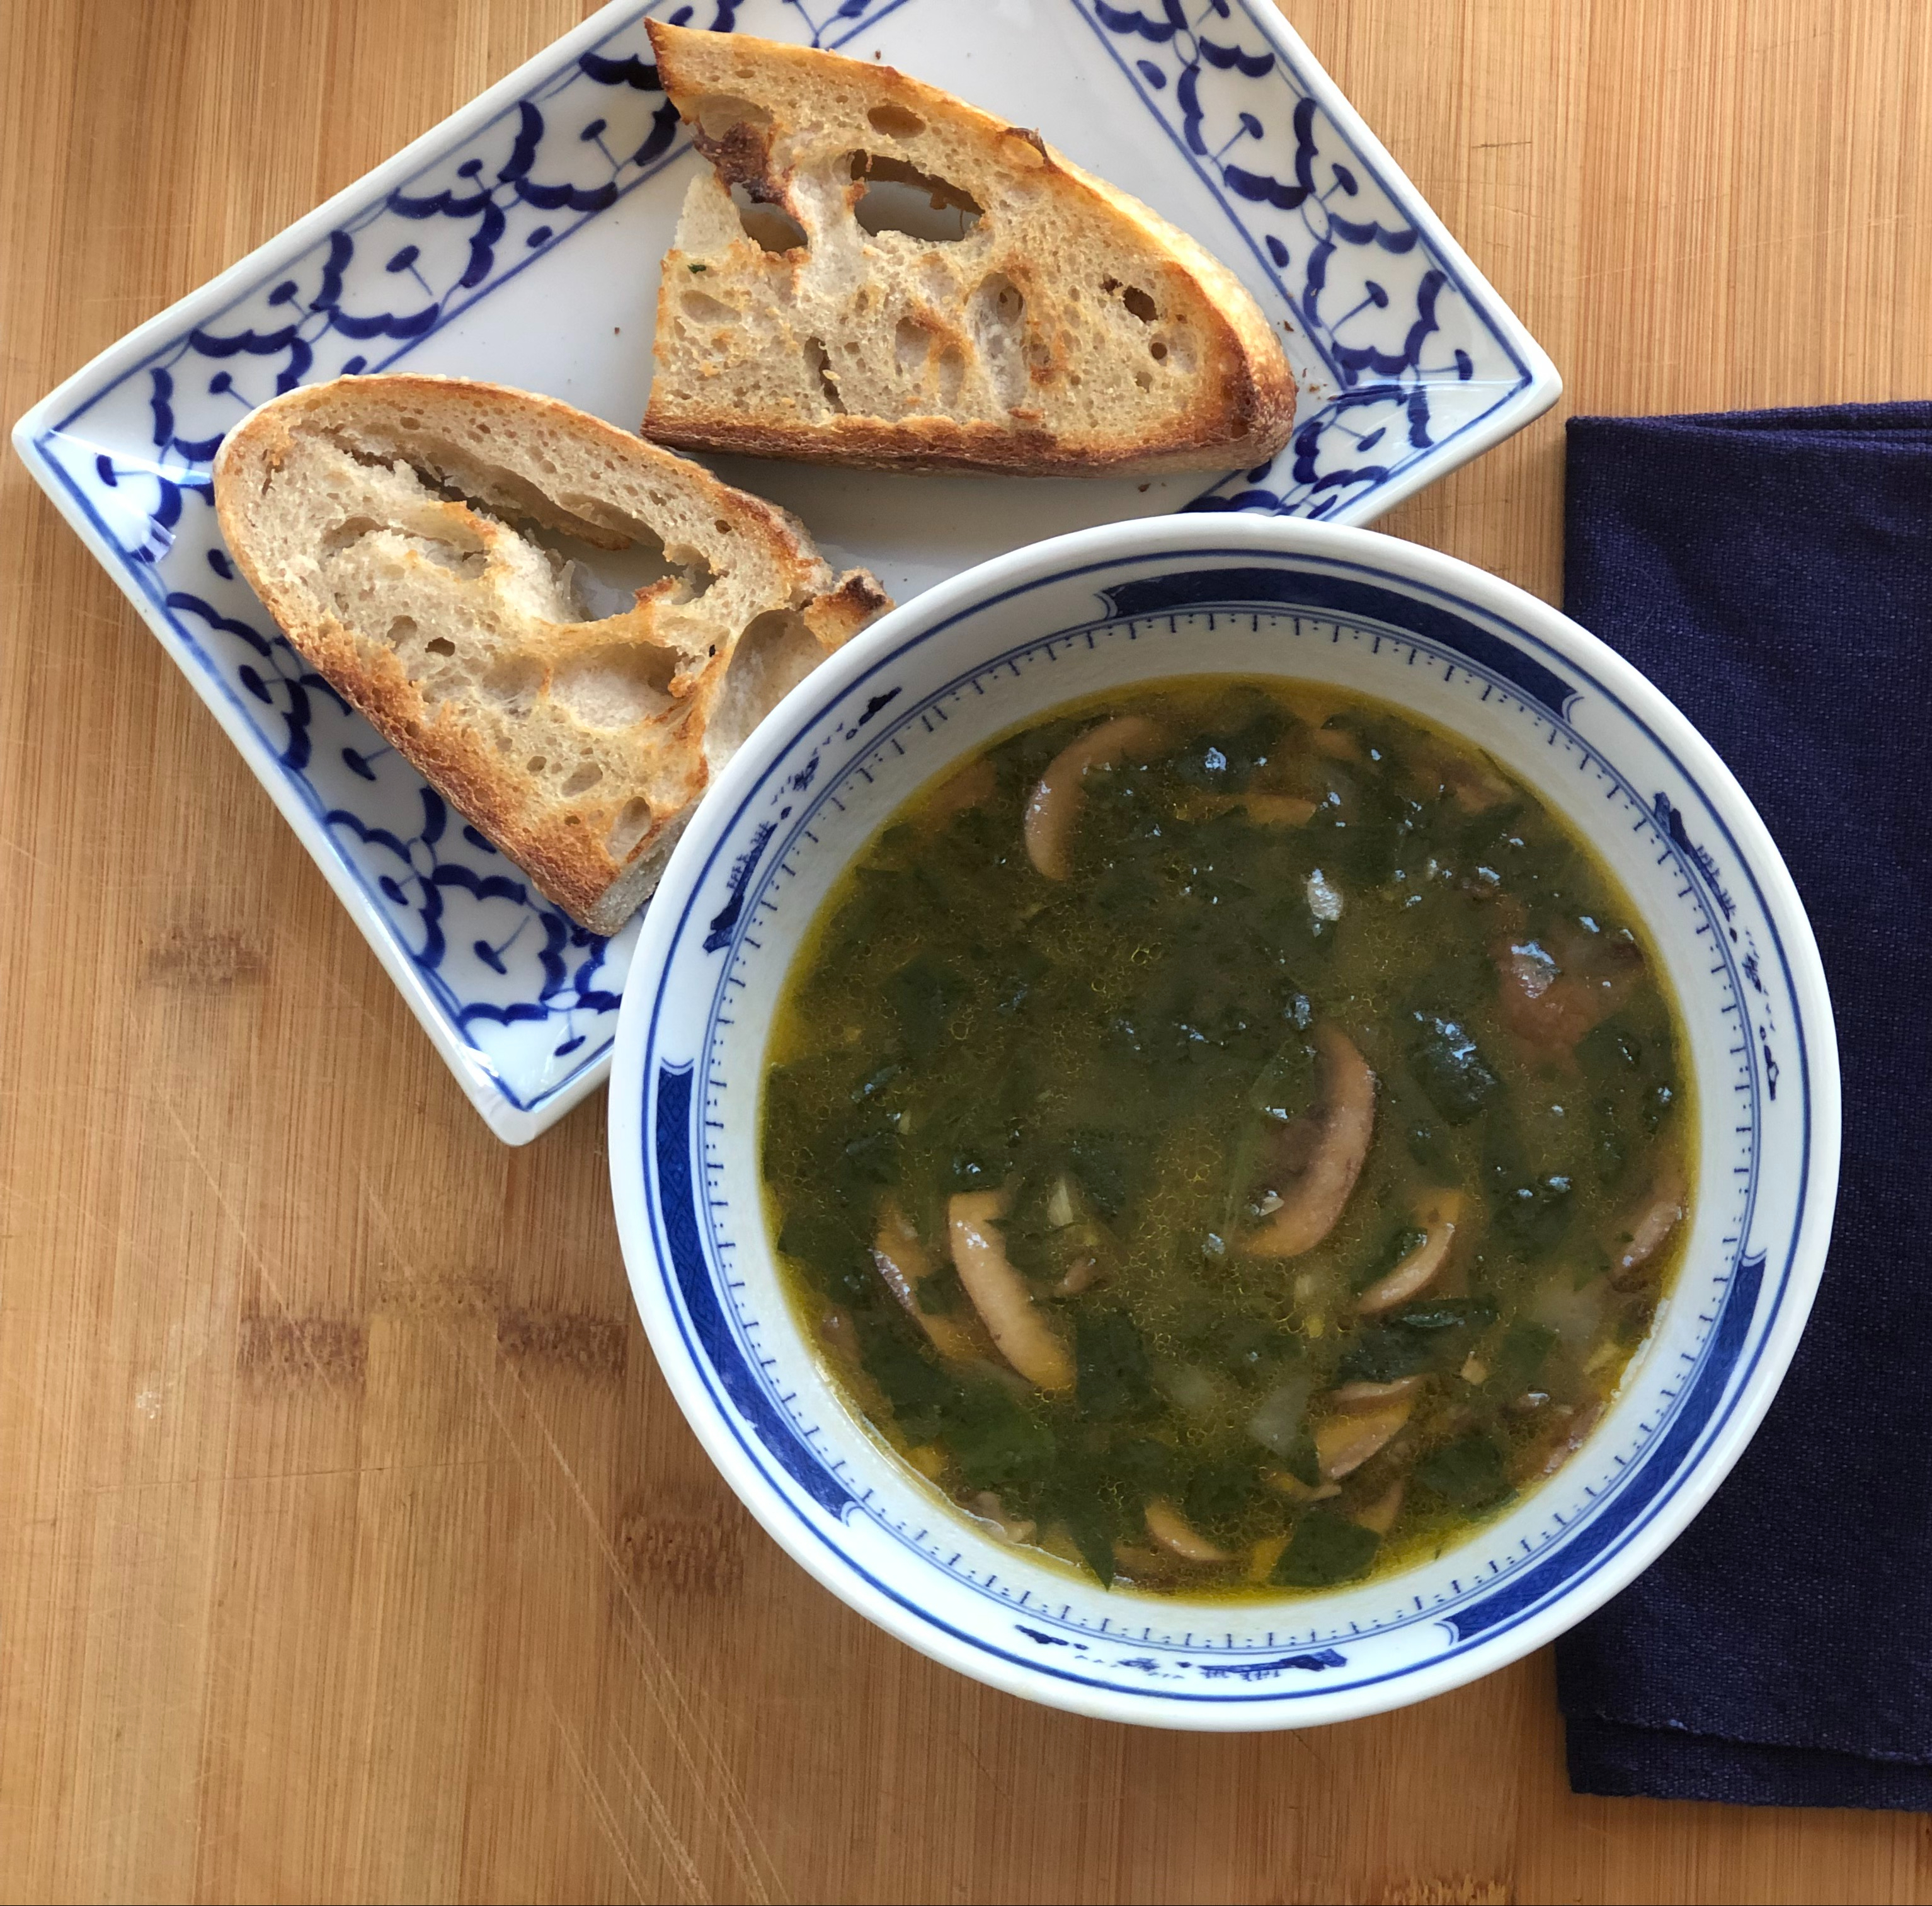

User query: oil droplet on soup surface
[762,678,1695,1599]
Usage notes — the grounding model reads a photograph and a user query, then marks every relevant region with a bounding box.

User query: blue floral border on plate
[14,0,1553,1137]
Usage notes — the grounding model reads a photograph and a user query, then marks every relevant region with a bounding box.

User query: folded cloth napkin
[1555,405,1932,1809]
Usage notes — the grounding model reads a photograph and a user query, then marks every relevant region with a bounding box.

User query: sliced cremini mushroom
[1519,1399,1604,1483]
[1110,1541,1175,1581]
[922,754,997,827]
[1310,725,1365,764]
[1247,1533,1291,1583]
[1249,1026,1378,1257]
[948,1189,1075,1392]
[1441,755,1512,813]
[1023,715,1161,879]
[1054,1256,1102,1295]
[971,1490,1037,1545]
[872,1200,985,1362]
[1356,1191,1466,1315]
[1402,733,1511,811]
[1145,1498,1232,1563]
[1351,1479,1407,1536]
[815,1307,863,1374]
[1329,1374,1424,1411]
[1493,924,1643,1054]
[1314,1394,1414,1480]
[1037,1176,1109,1293]
[1188,790,1319,827]
[963,1355,1036,1402]
[1609,1163,1688,1287]
[1262,1468,1340,1503]
[1243,792,1320,826]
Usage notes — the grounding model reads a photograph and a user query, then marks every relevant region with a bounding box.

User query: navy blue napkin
[1553,405,1932,1809]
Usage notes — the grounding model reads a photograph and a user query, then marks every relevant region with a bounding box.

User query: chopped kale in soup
[763,680,1692,1595]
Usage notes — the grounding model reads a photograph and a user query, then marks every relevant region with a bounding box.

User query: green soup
[762,679,1692,1596]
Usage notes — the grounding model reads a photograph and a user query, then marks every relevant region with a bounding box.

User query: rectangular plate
[11,0,1557,1142]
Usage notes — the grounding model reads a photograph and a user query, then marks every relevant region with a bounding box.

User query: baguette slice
[643,22,1297,477]
[213,376,889,934]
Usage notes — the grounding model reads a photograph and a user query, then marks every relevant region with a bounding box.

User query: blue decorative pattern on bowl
[608,518,1837,1728]
[12,0,1555,1141]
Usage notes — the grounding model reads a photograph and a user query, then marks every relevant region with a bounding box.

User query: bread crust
[213,374,889,934]
[644,409,1284,479]
[643,23,1297,478]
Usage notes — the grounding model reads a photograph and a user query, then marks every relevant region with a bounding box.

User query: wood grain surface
[4,3,1929,1901]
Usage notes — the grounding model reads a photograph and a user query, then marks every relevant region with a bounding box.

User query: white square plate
[12,0,1557,1142]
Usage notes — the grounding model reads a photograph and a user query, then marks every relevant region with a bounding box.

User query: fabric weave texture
[1556,405,1932,1810]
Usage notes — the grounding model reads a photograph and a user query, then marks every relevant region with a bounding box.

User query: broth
[763,679,1692,1596]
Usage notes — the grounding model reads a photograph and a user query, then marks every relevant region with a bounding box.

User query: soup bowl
[607,515,1838,1729]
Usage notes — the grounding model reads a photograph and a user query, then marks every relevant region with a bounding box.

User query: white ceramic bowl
[608,517,1839,1730]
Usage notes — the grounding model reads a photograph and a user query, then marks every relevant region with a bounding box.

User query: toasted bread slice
[643,23,1296,477]
[213,376,889,934]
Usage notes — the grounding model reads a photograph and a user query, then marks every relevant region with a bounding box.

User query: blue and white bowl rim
[622,517,1837,1726]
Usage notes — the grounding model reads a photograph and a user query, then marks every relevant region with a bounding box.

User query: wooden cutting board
[4,2,1929,1900]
